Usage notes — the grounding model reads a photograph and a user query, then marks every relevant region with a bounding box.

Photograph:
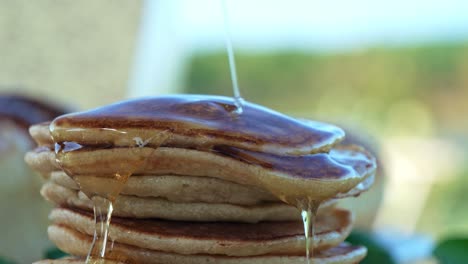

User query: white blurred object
[127,0,187,97]
[369,137,463,263]
[374,137,463,233]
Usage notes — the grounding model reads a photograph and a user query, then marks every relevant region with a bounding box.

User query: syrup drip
[221,0,244,114]
[52,128,166,263]
[87,197,114,264]
[299,199,321,264]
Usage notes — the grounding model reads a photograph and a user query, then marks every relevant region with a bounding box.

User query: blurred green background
[0,1,467,263]
[184,44,468,236]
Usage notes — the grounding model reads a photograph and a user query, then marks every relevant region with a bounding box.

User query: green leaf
[346,230,395,264]
[434,238,468,264]
[0,256,16,264]
[44,247,68,259]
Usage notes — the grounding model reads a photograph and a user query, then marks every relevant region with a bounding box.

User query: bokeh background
[0,0,467,263]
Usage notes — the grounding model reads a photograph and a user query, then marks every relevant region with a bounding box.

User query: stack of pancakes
[26,95,376,264]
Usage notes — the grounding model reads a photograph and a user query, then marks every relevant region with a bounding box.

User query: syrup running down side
[52,127,168,263]
[300,200,321,264]
[220,0,244,115]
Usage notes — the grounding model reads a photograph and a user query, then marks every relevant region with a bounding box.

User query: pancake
[41,182,328,222]
[34,258,124,264]
[48,225,366,264]
[49,171,278,205]
[26,147,374,205]
[26,144,376,201]
[25,147,56,174]
[50,207,352,256]
[49,95,344,156]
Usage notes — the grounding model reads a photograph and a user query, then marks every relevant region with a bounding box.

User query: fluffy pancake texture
[41,182,302,222]
[26,143,375,201]
[26,145,372,211]
[48,225,366,264]
[49,171,277,205]
[49,207,352,256]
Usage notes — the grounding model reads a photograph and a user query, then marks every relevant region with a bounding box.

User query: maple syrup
[50,95,344,156]
[299,199,321,264]
[51,125,167,263]
[218,1,333,259]
[220,0,244,114]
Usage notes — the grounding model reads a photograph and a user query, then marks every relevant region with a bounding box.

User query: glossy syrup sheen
[212,145,374,180]
[50,95,344,155]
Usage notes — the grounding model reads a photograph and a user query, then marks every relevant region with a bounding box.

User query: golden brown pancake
[41,182,336,222]
[49,95,344,155]
[34,258,124,264]
[49,172,364,209]
[50,207,352,256]
[26,144,376,201]
[49,171,278,205]
[48,225,366,264]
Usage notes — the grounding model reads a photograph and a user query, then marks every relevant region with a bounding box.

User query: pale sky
[129,0,468,95]
[169,0,468,51]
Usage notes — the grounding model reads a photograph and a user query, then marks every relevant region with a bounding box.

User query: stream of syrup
[221,1,316,262]
[299,200,321,264]
[221,0,244,114]
[46,2,340,262]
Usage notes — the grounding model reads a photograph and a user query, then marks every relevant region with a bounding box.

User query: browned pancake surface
[50,95,344,155]
[49,207,352,256]
[48,225,366,264]
[51,207,350,242]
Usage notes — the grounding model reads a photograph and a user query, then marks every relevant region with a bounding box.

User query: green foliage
[434,238,468,264]
[418,168,468,237]
[346,230,395,264]
[184,42,468,135]
[0,257,16,264]
[44,247,68,259]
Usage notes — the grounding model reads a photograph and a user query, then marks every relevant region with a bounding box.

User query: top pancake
[49,95,344,155]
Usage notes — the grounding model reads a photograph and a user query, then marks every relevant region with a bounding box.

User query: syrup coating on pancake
[213,144,374,180]
[50,95,344,155]
[52,207,351,242]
